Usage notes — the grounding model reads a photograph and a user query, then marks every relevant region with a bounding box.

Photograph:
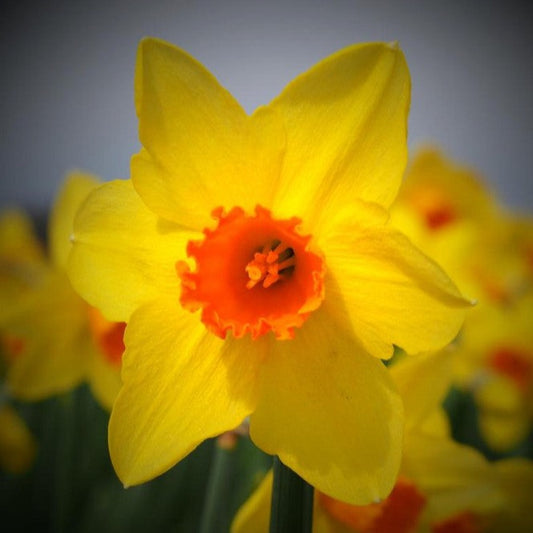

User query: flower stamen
[245,241,296,289]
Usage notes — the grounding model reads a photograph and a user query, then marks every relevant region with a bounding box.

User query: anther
[245,241,295,289]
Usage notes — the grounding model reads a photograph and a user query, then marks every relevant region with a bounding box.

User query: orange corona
[177,206,326,340]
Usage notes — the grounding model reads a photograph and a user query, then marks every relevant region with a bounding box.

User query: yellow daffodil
[454,294,533,451]
[462,214,533,309]
[0,174,123,410]
[67,37,469,502]
[231,352,506,533]
[391,149,533,450]
[391,148,533,307]
[0,403,36,474]
[390,148,499,301]
[392,148,495,232]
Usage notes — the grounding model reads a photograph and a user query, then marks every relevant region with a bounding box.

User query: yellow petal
[87,349,122,412]
[0,209,44,264]
[320,211,470,358]
[109,297,263,486]
[0,404,37,474]
[391,350,453,432]
[68,179,195,322]
[0,210,47,321]
[249,307,403,505]
[231,471,272,533]
[474,376,529,451]
[402,433,503,521]
[492,458,533,533]
[48,171,100,270]
[4,271,91,400]
[270,42,410,231]
[132,37,285,229]
[479,412,530,453]
[418,408,451,439]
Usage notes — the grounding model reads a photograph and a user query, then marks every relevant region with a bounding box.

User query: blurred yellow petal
[491,458,533,533]
[4,271,91,400]
[395,148,496,232]
[391,350,453,432]
[250,308,403,505]
[69,179,195,322]
[0,210,46,321]
[85,307,124,410]
[479,413,530,453]
[48,171,100,270]
[271,42,410,232]
[418,408,451,439]
[321,213,470,358]
[231,471,272,533]
[403,434,503,521]
[132,38,285,229]
[87,348,122,412]
[0,404,37,474]
[109,297,263,486]
[0,209,44,264]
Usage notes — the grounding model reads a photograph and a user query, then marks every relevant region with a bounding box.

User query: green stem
[270,456,314,533]
[199,438,235,533]
[52,392,76,533]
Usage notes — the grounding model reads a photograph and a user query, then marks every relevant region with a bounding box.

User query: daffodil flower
[454,295,533,451]
[68,38,468,502]
[391,149,533,308]
[390,149,499,301]
[0,175,123,410]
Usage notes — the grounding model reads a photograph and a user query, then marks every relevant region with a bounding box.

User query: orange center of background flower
[87,307,126,366]
[319,478,427,533]
[431,511,482,533]
[177,206,325,340]
[1,335,25,363]
[488,346,532,392]
[407,186,457,231]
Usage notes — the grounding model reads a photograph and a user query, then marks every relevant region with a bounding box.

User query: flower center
[319,478,427,533]
[245,239,295,289]
[407,186,456,231]
[1,335,25,364]
[87,306,126,366]
[488,346,532,392]
[177,206,325,340]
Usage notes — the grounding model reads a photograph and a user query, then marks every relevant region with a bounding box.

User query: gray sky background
[1,0,532,214]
